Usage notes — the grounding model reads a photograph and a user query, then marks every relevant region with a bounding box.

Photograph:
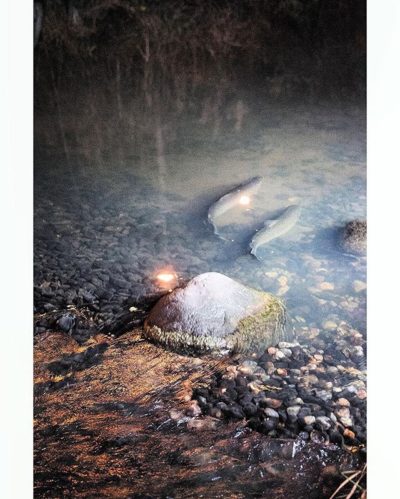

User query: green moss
[143,324,229,356]
[231,295,289,354]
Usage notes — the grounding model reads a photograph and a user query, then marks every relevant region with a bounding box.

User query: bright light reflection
[239,195,251,205]
[157,273,175,283]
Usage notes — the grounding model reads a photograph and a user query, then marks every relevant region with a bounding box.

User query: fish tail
[250,246,261,261]
[214,229,232,242]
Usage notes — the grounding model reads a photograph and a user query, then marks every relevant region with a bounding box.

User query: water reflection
[35,103,366,338]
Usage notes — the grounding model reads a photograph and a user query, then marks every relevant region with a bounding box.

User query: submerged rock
[144,272,291,355]
[341,220,366,255]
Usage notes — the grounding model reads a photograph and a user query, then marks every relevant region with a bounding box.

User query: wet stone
[57,313,76,332]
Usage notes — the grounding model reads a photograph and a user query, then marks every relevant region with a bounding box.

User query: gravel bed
[192,323,366,450]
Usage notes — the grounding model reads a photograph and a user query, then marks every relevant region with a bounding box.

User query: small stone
[310,430,327,444]
[243,403,258,417]
[264,408,279,418]
[210,407,223,418]
[43,303,56,312]
[261,418,278,432]
[336,398,351,407]
[291,397,304,405]
[343,428,356,439]
[241,360,259,369]
[265,398,282,409]
[278,342,299,348]
[313,354,324,363]
[186,400,202,417]
[322,320,337,331]
[276,368,288,376]
[329,412,338,423]
[248,381,263,394]
[287,406,301,417]
[303,415,316,426]
[268,347,277,355]
[319,282,335,291]
[278,276,288,287]
[238,366,255,375]
[314,389,332,402]
[316,416,332,430]
[329,429,343,446]
[327,366,339,375]
[335,407,353,427]
[57,313,76,332]
[302,374,319,386]
[169,409,185,420]
[357,389,367,400]
[277,286,289,296]
[226,405,245,419]
[187,417,218,431]
[274,350,286,360]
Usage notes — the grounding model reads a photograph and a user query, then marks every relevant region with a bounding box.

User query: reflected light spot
[239,195,250,205]
[157,273,175,283]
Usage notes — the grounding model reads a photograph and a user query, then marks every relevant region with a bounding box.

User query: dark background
[34,0,366,157]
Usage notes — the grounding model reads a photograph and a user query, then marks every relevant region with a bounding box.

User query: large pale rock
[144,272,291,355]
[341,220,366,255]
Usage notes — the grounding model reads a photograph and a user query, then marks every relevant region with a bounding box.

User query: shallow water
[35,102,366,336]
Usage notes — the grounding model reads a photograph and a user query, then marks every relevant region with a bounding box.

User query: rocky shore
[192,323,366,450]
[34,330,365,498]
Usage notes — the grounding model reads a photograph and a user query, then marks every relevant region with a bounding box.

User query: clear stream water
[35,102,366,336]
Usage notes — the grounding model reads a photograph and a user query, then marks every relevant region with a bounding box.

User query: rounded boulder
[341,220,366,255]
[144,272,291,355]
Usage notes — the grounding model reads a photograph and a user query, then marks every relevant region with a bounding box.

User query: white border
[0,1,33,497]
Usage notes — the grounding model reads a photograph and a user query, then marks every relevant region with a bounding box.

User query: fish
[208,176,263,238]
[250,205,301,259]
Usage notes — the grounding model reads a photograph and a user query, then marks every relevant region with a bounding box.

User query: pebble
[264,398,282,409]
[357,389,367,400]
[302,415,316,426]
[277,286,289,296]
[316,416,332,430]
[302,374,319,386]
[186,401,202,417]
[277,276,288,286]
[322,320,337,331]
[343,428,356,439]
[278,342,298,349]
[57,313,76,332]
[190,323,366,447]
[353,280,367,293]
[169,409,185,420]
[327,366,339,375]
[287,406,301,417]
[335,407,353,427]
[319,282,335,291]
[264,408,279,418]
[187,417,218,431]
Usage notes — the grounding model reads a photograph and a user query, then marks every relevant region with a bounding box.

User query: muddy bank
[34,330,365,498]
